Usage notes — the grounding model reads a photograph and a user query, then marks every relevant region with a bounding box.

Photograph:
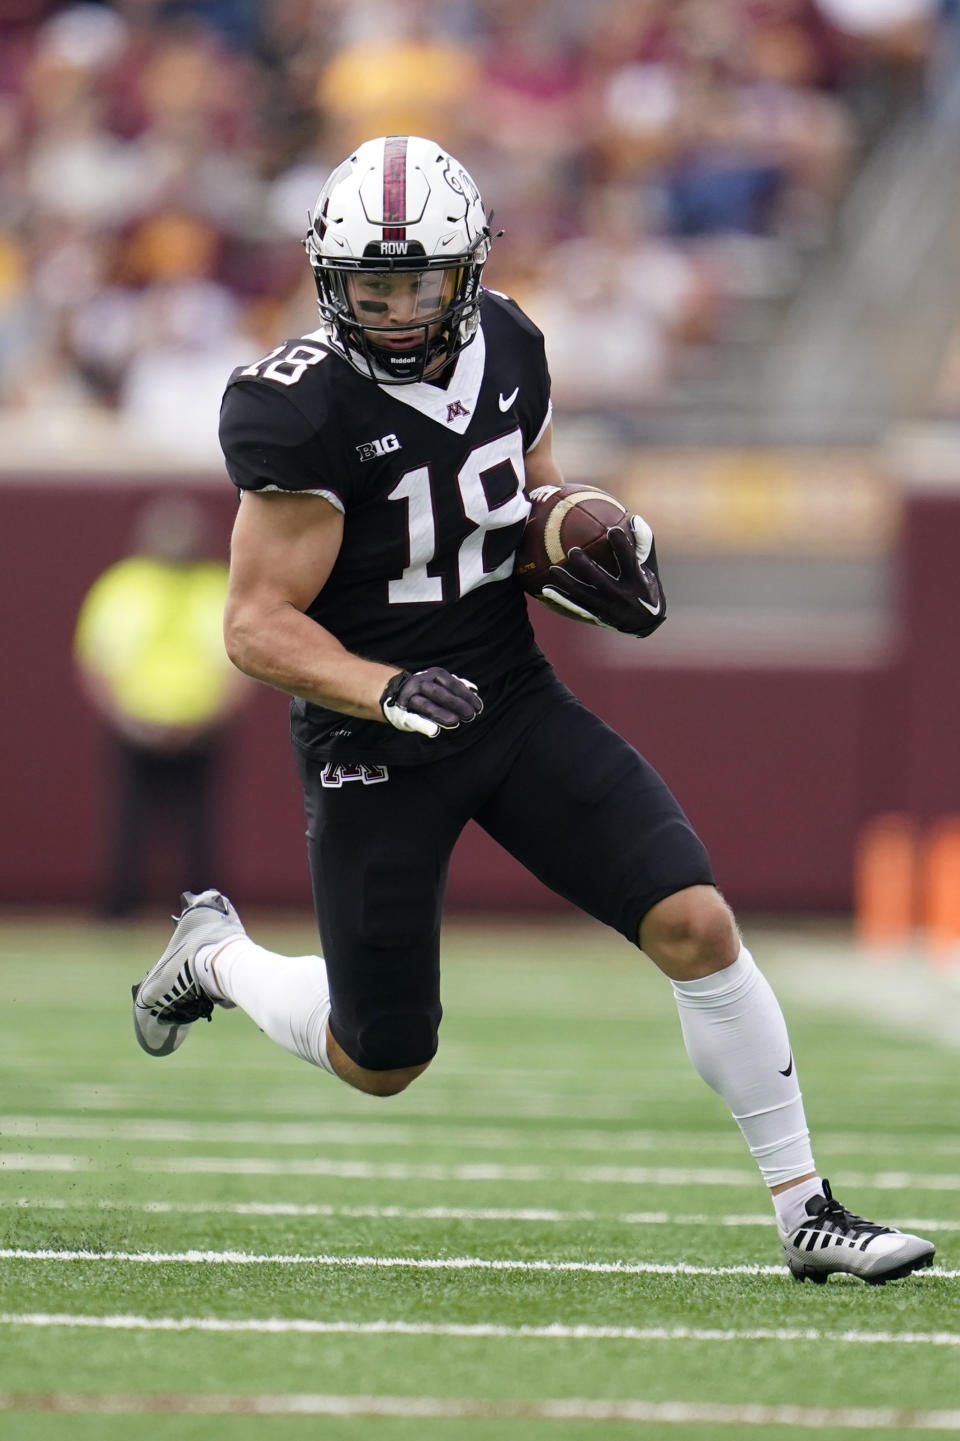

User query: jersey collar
[377,326,485,434]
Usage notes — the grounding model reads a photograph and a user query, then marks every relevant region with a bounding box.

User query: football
[515,483,628,597]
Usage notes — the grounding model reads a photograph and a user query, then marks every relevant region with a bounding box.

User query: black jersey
[219,289,553,763]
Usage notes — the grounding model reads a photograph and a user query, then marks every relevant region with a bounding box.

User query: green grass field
[1,913,958,1440]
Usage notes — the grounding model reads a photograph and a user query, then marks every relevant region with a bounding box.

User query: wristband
[379,671,412,719]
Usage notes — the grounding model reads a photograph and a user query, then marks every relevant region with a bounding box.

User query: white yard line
[150,1158,753,1184]
[1,1246,955,1279]
[141,1157,960,1190]
[0,1248,788,1275]
[4,1114,959,1157]
[6,1196,960,1231]
[0,1115,739,1153]
[6,1152,960,1192]
[3,1155,748,1184]
[53,1085,685,1124]
[1,1390,959,1430]
[2,1313,959,1347]
[53,1082,960,1129]
[0,1155,92,1171]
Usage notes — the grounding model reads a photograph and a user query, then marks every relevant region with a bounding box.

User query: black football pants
[296,666,713,1071]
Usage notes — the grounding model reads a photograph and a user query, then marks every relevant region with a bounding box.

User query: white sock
[772,1175,826,1237]
[670,944,816,1192]
[195,937,335,1075]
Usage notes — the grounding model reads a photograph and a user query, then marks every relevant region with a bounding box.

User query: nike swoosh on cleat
[498,387,519,411]
[638,597,662,617]
[779,1053,794,1077]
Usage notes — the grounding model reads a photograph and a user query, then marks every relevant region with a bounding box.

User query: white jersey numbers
[387,429,529,606]
[456,430,528,596]
[388,466,444,604]
[240,344,328,387]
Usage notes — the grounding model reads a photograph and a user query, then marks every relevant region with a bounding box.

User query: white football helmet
[304,135,493,384]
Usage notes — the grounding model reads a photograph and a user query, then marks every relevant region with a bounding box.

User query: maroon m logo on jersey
[446,400,470,423]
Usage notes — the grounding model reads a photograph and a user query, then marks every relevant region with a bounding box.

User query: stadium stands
[0,0,949,459]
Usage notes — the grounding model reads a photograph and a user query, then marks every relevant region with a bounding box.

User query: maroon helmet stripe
[382,136,407,242]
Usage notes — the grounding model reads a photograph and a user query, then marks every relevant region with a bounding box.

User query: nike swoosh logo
[499,387,519,411]
[779,1053,794,1078]
[638,596,662,617]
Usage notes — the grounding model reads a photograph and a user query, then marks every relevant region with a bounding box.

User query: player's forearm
[224,599,397,721]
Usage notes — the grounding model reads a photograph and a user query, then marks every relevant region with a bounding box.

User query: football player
[132,135,933,1285]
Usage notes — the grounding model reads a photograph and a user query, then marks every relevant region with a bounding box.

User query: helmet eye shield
[344,268,461,329]
[317,259,477,381]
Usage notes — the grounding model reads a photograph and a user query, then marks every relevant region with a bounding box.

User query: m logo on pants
[319,762,390,788]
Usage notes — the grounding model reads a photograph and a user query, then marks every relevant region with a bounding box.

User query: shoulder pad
[480,288,545,342]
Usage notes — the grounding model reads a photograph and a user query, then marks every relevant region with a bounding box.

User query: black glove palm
[542,517,666,638]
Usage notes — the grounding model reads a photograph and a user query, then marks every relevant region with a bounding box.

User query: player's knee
[352,1059,432,1098]
[327,1013,437,1097]
[639,885,739,979]
[336,1007,440,1076]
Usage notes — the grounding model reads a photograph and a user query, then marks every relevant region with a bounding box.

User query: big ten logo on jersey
[357,433,401,463]
[320,762,390,788]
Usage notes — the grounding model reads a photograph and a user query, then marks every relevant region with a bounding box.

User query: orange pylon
[853,813,917,948]
[919,817,960,961]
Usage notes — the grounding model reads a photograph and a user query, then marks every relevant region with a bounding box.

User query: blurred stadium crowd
[0,0,952,458]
